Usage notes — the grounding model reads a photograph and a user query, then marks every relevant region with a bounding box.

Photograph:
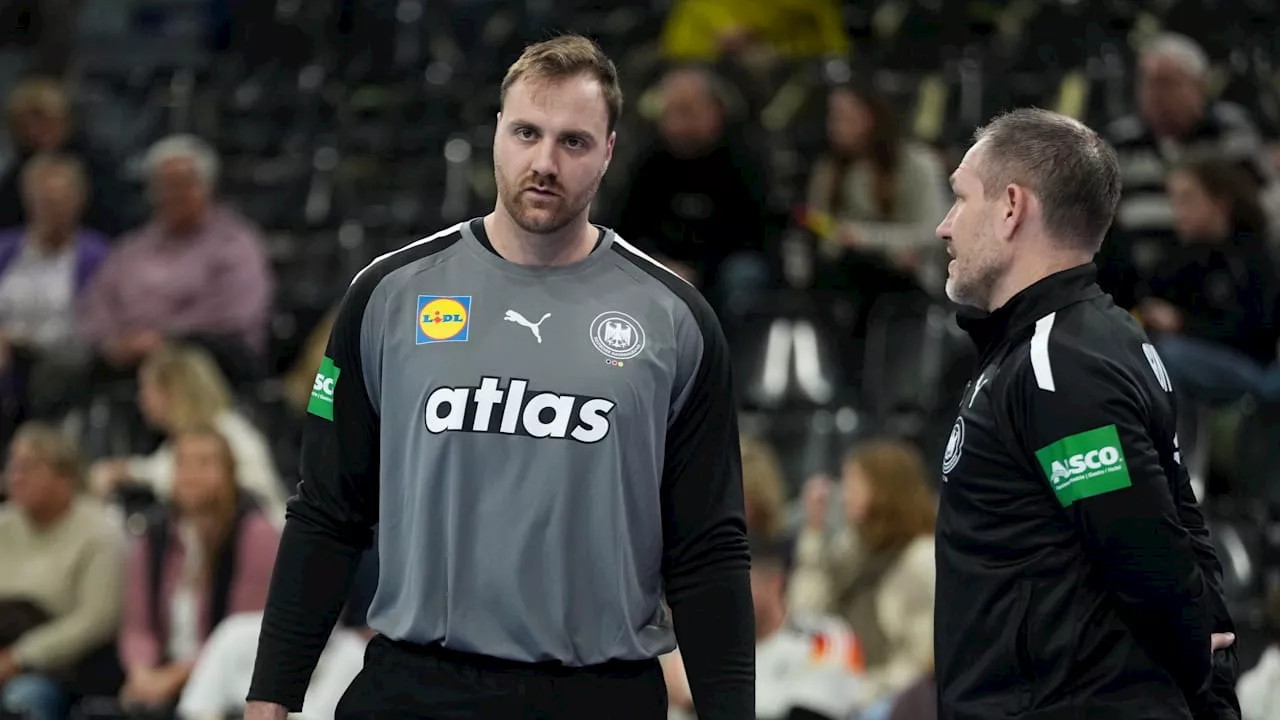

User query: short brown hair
[11,422,83,485]
[499,34,623,132]
[844,438,936,553]
[973,108,1122,252]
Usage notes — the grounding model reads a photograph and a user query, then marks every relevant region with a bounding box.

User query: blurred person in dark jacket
[1138,156,1280,404]
[1102,33,1275,309]
[0,154,108,441]
[0,77,130,236]
[614,66,772,325]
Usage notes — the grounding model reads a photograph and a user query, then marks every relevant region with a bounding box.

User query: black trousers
[335,636,668,720]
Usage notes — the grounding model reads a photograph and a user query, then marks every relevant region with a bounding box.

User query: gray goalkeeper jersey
[297,217,746,666]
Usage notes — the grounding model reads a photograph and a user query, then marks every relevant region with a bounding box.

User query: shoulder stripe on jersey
[349,222,465,287]
[610,235,694,287]
[1030,312,1057,392]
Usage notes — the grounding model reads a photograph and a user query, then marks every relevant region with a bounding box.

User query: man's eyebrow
[506,118,599,143]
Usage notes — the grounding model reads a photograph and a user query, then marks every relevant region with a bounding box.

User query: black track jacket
[934,264,1239,720]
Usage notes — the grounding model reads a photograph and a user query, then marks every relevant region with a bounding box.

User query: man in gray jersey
[243,35,754,720]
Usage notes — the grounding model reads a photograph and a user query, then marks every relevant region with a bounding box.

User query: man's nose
[935,218,951,241]
[530,139,558,178]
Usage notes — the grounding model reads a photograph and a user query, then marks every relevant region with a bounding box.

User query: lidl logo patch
[308,356,340,421]
[416,295,471,344]
[1035,424,1132,507]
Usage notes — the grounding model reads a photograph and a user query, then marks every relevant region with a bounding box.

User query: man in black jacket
[932,107,1239,720]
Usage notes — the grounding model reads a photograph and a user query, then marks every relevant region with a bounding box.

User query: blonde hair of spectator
[500,34,624,132]
[142,134,220,192]
[11,421,83,488]
[20,152,88,201]
[139,344,233,434]
[6,76,68,127]
[1141,33,1210,79]
[843,438,936,554]
[740,434,787,538]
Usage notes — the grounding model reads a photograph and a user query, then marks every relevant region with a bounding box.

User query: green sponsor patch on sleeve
[307,356,340,421]
[1034,424,1132,507]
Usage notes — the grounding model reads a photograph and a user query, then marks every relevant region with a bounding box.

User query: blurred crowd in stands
[3,0,1280,719]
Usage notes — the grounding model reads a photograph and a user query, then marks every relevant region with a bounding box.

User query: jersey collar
[956,264,1104,356]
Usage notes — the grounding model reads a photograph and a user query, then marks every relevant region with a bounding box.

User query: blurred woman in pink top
[117,426,280,714]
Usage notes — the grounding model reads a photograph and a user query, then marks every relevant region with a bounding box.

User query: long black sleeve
[661,300,753,720]
[1012,341,1213,702]
[246,272,382,711]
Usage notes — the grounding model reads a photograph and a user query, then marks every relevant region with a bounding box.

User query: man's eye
[515,128,535,140]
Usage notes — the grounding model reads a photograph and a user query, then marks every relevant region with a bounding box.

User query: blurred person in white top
[1239,587,1280,720]
[664,535,864,720]
[176,611,367,720]
[86,343,286,521]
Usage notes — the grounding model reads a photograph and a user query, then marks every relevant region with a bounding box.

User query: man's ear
[1001,183,1031,241]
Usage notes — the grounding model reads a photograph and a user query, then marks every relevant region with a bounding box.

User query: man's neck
[29,227,73,253]
[986,250,1092,312]
[483,210,597,267]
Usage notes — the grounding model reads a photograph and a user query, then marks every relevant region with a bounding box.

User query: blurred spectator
[790,439,936,706]
[87,344,286,521]
[805,79,950,297]
[1138,156,1280,405]
[0,0,79,77]
[175,611,366,720]
[660,0,849,63]
[664,534,864,720]
[0,423,124,720]
[1239,584,1280,720]
[175,548,378,720]
[0,77,129,235]
[1102,33,1274,308]
[80,134,273,383]
[615,66,772,327]
[117,427,280,716]
[0,153,108,442]
[740,434,787,539]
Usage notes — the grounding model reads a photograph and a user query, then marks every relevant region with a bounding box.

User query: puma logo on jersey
[424,376,615,443]
[504,309,551,343]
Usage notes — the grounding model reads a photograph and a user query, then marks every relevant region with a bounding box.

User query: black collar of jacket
[956,263,1104,357]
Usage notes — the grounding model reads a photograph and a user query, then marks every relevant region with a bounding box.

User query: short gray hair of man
[1141,33,1211,79]
[142,134,220,190]
[972,108,1122,253]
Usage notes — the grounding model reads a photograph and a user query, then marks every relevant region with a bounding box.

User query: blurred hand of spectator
[121,663,190,708]
[102,330,165,368]
[1139,297,1184,334]
[803,474,832,531]
[87,458,130,498]
[0,647,18,685]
